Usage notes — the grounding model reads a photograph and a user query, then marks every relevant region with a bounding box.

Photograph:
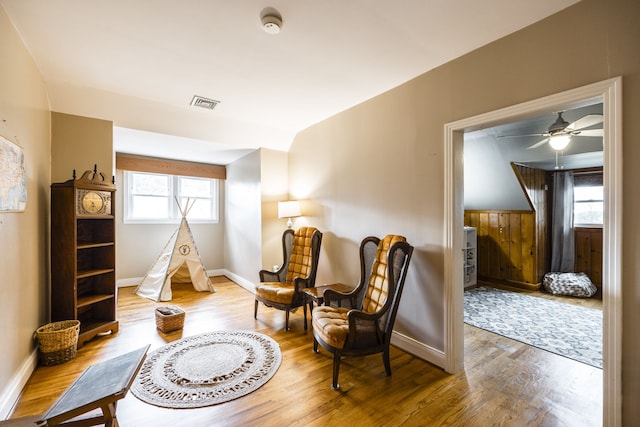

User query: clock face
[77,190,111,215]
[82,192,103,213]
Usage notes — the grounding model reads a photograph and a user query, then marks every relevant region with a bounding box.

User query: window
[573,172,603,226]
[124,171,218,223]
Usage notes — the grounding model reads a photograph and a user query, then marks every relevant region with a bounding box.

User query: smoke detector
[261,13,282,34]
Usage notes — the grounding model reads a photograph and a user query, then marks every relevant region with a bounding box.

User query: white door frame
[443,77,622,426]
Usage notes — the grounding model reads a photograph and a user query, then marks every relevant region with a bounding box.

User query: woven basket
[155,305,185,333]
[35,320,80,366]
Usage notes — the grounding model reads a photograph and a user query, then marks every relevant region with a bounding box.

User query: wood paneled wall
[464,163,549,290]
[465,210,540,289]
[575,227,603,297]
[466,163,603,298]
[512,163,549,280]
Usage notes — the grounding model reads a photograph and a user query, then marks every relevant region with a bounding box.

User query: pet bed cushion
[543,272,597,297]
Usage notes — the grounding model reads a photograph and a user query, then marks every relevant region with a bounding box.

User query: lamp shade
[278,200,301,219]
[549,134,570,150]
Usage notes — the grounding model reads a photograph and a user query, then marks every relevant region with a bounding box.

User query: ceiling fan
[502,111,604,151]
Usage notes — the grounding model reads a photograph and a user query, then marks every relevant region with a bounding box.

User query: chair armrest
[324,289,357,308]
[259,269,281,282]
[345,309,384,346]
[347,308,380,324]
[293,276,312,292]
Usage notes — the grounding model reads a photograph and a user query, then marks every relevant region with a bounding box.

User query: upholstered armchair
[255,226,323,331]
[312,234,413,389]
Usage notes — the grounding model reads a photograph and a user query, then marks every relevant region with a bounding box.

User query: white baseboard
[0,349,38,420]
[116,269,228,288]
[391,330,446,369]
[117,277,142,288]
[220,270,255,293]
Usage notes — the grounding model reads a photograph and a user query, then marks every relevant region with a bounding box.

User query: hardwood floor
[9,277,602,426]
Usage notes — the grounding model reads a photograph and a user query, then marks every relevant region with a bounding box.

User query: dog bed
[543,272,597,297]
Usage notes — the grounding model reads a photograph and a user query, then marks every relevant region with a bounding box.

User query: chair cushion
[312,306,350,349]
[362,235,406,313]
[285,227,317,285]
[255,282,295,304]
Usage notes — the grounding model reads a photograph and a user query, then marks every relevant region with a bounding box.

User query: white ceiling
[2,0,581,164]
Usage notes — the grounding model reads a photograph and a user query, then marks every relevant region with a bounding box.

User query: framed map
[0,135,27,212]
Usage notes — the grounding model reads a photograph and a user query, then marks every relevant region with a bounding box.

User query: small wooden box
[155,305,185,333]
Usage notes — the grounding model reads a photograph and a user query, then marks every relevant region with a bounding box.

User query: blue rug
[464,286,602,368]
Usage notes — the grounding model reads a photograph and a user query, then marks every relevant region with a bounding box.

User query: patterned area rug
[464,286,602,368]
[131,330,281,408]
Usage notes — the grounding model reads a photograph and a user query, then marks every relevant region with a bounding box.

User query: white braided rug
[131,330,281,408]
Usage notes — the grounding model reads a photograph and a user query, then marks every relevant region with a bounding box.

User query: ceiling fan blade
[574,129,604,137]
[567,114,603,131]
[497,133,546,139]
[527,138,549,149]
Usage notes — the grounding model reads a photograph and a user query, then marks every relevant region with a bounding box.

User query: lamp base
[286,218,293,229]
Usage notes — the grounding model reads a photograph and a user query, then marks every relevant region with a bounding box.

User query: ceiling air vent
[190,95,220,110]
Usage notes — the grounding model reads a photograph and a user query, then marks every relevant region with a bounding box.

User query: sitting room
[1,1,639,426]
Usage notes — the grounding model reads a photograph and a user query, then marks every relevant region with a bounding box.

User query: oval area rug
[131,330,281,408]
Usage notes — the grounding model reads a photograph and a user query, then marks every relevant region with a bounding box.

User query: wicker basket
[155,305,185,333]
[35,320,80,366]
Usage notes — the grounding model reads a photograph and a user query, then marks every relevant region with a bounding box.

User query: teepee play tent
[136,199,215,301]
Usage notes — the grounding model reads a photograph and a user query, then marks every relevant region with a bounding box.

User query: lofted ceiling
[1,0,581,164]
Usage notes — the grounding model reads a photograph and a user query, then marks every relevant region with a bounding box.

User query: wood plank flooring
[9,277,602,426]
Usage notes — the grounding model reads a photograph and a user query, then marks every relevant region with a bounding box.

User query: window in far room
[123,171,219,224]
[573,171,603,227]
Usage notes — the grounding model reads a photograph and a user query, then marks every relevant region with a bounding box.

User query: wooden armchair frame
[255,227,322,331]
[312,236,413,389]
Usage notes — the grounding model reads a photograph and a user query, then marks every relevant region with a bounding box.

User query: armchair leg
[332,352,341,390]
[382,346,392,376]
[285,309,290,331]
[254,299,259,319]
[303,304,308,330]
[313,338,318,353]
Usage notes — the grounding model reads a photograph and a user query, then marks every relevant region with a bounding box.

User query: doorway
[443,77,622,426]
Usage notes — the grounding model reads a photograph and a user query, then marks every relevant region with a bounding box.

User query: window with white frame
[573,172,603,226]
[124,171,219,223]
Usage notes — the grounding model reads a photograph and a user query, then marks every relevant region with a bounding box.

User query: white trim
[602,77,623,427]
[116,269,227,288]
[0,349,38,420]
[444,77,622,427]
[221,270,256,293]
[123,171,220,224]
[391,330,445,368]
[117,277,143,288]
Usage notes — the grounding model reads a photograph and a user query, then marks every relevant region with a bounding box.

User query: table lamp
[278,200,301,229]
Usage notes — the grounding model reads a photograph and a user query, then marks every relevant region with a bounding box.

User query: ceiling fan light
[549,134,570,150]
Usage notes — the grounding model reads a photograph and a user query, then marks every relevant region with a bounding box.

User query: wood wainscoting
[465,210,542,290]
[465,212,603,298]
[575,226,603,298]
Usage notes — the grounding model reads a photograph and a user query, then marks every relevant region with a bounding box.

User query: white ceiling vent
[190,95,220,110]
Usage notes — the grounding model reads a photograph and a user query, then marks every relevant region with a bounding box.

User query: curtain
[550,171,575,272]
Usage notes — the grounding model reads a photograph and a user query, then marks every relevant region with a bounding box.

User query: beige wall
[224,150,262,287]
[0,7,51,418]
[51,112,113,184]
[259,148,290,270]
[288,0,640,421]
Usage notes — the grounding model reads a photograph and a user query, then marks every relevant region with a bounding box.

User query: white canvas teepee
[136,199,215,301]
